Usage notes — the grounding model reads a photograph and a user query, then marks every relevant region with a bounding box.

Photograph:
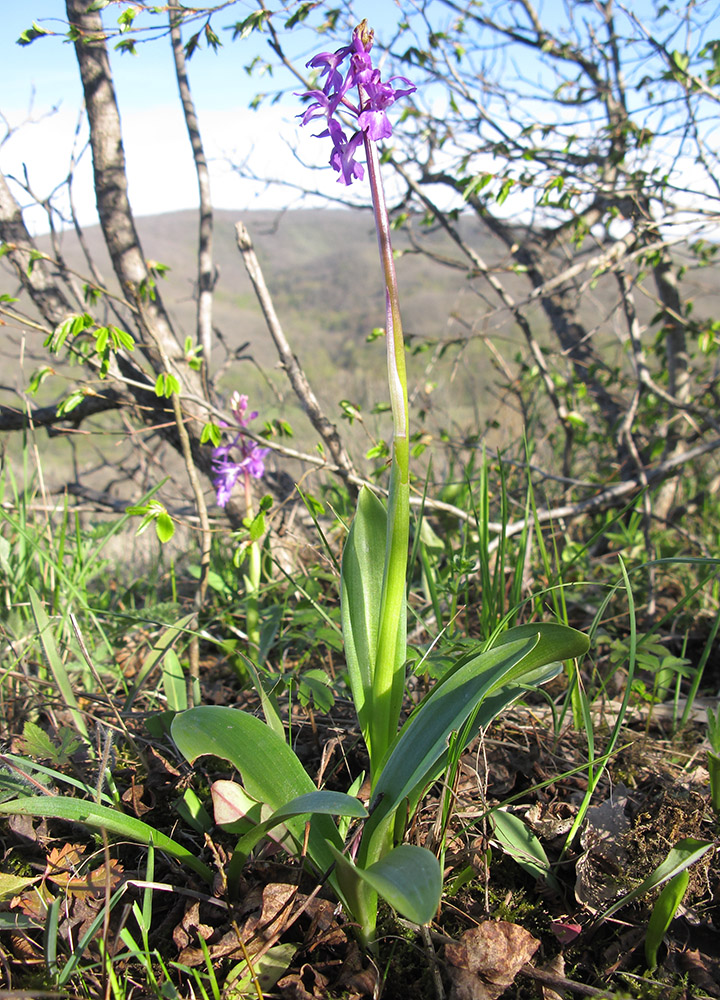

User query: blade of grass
[28,586,89,740]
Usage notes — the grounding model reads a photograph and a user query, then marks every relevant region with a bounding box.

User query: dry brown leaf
[178,883,301,968]
[335,940,377,997]
[304,896,346,951]
[45,843,123,895]
[525,802,576,840]
[445,920,540,1000]
[122,780,154,817]
[278,962,329,999]
[178,927,244,967]
[172,900,215,952]
[8,812,49,845]
[679,948,720,995]
[538,953,566,1000]
[242,882,298,946]
[575,788,630,912]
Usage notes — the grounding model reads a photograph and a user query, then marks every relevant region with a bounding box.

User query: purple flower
[211,392,269,507]
[298,20,415,186]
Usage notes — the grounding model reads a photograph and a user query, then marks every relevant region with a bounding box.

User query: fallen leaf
[679,948,720,995]
[446,920,540,1000]
[0,871,39,900]
[575,788,630,912]
[525,802,576,840]
[45,843,123,895]
[335,940,377,996]
[172,900,216,952]
[278,962,329,999]
[550,919,583,946]
[122,779,154,817]
[538,953,566,1000]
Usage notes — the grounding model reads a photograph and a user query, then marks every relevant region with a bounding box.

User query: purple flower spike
[298,20,415,186]
[211,392,269,507]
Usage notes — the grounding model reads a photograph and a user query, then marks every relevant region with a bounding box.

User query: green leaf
[0,797,213,883]
[0,872,38,900]
[341,487,404,758]
[708,751,720,815]
[16,722,57,761]
[330,843,441,926]
[123,612,196,711]
[57,390,86,416]
[371,622,587,823]
[490,809,559,890]
[162,649,187,712]
[233,790,367,865]
[175,788,212,835]
[645,869,689,968]
[600,837,714,921]
[95,326,109,353]
[26,366,54,396]
[16,722,81,766]
[171,707,344,879]
[17,21,52,45]
[249,512,265,541]
[155,511,175,543]
[225,942,296,996]
[28,586,88,739]
[200,421,221,446]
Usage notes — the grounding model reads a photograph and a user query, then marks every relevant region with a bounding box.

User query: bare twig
[168,0,215,391]
[235,221,357,485]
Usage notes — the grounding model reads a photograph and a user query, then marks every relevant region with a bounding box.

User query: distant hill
[2,209,525,449]
[3,207,718,490]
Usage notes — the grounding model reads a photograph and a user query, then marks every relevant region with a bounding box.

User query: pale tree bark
[168,0,215,391]
[0,172,76,326]
[65,0,192,378]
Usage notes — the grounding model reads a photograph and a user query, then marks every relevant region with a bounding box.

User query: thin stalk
[243,470,261,661]
[363,133,410,769]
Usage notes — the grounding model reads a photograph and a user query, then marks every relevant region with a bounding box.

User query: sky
[0,0,402,234]
[2,2,719,239]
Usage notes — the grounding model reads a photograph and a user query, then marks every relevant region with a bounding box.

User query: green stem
[363,133,410,774]
[244,470,261,661]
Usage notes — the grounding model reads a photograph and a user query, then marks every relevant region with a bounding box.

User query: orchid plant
[211,392,269,659]
[171,22,589,949]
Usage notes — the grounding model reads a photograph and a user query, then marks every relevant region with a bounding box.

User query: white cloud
[1,101,356,237]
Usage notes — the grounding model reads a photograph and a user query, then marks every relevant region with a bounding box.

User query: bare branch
[168,0,215,388]
[235,221,357,485]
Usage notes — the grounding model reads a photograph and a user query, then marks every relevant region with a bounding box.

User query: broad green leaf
[175,788,212,835]
[212,780,273,834]
[401,680,559,824]
[491,621,589,675]
[644,869,689,968]
[162,649,187,712]
[491,809,559,890]
[330,843,441,926]
[370,624,588,824]
[233,790,367,864]
[370,636,535,819]
[600,837,714,922]
[171,707,344,877]
[225,942,297,997]
[0,872,38,900]
[340,487,387,749]
[0,797,212,883]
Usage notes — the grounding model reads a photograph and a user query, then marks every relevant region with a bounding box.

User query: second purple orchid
[298,19,415,185]
[211,392,269,507]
